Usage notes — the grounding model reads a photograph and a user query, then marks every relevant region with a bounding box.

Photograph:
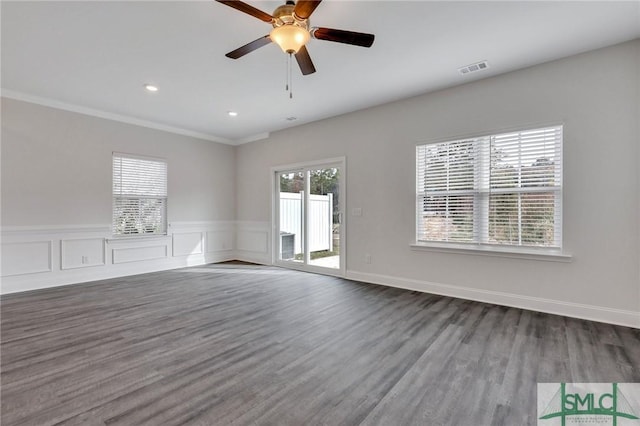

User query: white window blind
[112,153,167,236]
[416,125,562,249]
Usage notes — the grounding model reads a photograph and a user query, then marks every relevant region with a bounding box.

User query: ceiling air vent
[458,60,489,75]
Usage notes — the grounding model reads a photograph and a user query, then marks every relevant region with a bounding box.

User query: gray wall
[235,40,640,314]
[1,98,236,225]
[1,40,638,323]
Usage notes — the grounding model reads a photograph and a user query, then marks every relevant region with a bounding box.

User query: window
[416,125,562,250]
[112,153,167,236]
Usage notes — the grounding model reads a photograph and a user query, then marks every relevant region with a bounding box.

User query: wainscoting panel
[237,231,267,253]
[1,222,236,294]
[173,232,204,257]
[235,221,271,265]
[207,230,234,253]
[112,244,168,264]
[61,238,105,270]
[1,241,52,277]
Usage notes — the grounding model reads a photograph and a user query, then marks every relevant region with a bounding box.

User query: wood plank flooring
[1,262,639,425]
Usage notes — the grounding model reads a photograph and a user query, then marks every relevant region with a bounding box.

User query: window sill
[107,234,170,244]
[410,242,572,262]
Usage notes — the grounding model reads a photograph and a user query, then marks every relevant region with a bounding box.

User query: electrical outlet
[365,254,371,264]
[352,207,362,217]
[81,256,89,264]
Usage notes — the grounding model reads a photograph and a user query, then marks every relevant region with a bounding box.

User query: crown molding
[234,132,271,144]
[1,89,236,145]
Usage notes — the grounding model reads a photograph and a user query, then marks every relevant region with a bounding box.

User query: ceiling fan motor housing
[272,2,309,29]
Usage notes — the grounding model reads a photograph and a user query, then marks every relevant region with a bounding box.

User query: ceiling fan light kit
[216,0,375,83]
[270,25,310,54]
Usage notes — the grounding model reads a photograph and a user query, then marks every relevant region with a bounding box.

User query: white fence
[280,192,333,255]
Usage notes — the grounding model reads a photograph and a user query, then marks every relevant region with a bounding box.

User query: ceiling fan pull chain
[289,53,293,99]
[285,52,293,99]
[285,53,290,92]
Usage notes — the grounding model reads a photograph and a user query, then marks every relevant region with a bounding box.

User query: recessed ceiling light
[144,84,159,92]
[228,111,238,117]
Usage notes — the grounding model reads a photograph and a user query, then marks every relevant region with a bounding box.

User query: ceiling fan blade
[311,27,375,48]
[216,0,274,23]
[294,45,316,75]
[293,0,322,20]
[225,35,272,59]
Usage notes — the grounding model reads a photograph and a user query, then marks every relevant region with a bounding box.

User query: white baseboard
[234,251,271,266]
[346,270,640,329]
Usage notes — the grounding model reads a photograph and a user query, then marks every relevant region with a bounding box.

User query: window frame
[112,152,168,238]
[414,125,568,260]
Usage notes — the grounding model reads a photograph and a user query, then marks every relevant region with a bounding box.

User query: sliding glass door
[274,160,344,275]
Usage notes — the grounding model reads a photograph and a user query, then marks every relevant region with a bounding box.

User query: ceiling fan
[216,0,375,76]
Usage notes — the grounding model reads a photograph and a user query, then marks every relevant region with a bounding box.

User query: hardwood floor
[1,263,638,425]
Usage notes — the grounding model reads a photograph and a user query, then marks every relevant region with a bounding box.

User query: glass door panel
[278,171,304,263]
[308,168,340,270]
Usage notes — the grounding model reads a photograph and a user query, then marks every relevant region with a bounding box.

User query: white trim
[1,225,110,235]
[106,235,171,244]
[112,151,166,163]
[236,220,271,231]
[169,220,235,231]
[235,133,270,144]
[1,222,234,236]
[234,251,271,266]
[410,243,572,262]
[346,270,640,329]
[1,90,232,145]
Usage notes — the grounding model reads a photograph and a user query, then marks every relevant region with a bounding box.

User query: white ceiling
[2,1,639,144]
